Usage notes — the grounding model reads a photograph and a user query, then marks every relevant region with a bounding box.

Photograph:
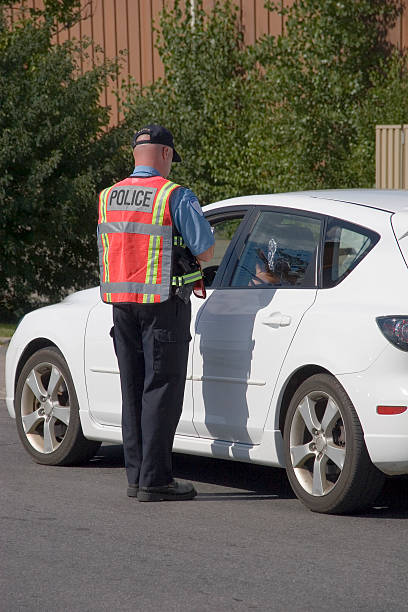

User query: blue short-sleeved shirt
[130,166,214,256]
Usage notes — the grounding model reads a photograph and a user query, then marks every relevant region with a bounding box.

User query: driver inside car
[250,238,292,286]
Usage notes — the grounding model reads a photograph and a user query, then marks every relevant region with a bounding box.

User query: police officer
[97,124,214,502]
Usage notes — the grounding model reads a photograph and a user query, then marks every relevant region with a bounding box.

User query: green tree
[3,0,406,320]
[0,1,118,320]
[123,0,407,199]
[122,0,266,204]
[256,0,406,191]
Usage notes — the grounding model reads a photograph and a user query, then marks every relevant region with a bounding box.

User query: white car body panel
[6,189,408,475]
[191,287,317,444]
[5,288,99,420]
[84,295,200,437]
[337,345,408,475]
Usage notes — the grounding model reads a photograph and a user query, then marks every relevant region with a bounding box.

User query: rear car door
[192,207,323,444]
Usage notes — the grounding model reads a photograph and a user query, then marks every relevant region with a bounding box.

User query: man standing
[97,125,214,502]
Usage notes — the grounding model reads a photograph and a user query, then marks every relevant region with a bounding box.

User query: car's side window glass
[322,219,380,288]
[203,216,244,287]
[230,210,321,288]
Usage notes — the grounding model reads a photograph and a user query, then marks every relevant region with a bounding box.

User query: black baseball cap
[131,124,181,162]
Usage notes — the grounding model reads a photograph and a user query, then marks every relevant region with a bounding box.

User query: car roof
[204,189,408,214]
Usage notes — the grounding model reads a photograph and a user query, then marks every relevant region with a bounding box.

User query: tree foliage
[2,0,408,319]
[0,1,118,320]
[257,0,407,190]
[122,0,265,204]
[123,0,408,199]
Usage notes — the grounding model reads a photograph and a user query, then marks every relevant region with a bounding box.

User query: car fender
[5,288,99,420]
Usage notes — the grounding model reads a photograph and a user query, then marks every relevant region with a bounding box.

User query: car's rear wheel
[283,374,385,514]
[15,347,101,465]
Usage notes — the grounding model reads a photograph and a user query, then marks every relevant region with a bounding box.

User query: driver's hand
[251,262,278,285]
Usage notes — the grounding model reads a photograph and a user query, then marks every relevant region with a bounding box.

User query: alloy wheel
[289,391,346,497]
[20,362,70,454]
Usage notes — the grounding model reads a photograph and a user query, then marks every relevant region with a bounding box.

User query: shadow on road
[84,443,294,499]
[173,452,295,500]
[358,476,408,519]
[84,444,408,514]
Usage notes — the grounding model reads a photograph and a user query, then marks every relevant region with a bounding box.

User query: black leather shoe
[137,479,197,502]
[127,484,139,497]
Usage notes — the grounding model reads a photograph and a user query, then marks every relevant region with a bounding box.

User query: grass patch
[0,323,17,338]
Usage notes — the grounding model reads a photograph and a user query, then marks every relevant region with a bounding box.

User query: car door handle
[262,311,292,328]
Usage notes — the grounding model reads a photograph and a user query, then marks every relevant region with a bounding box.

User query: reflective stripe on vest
[98,177,179,304]
[172,270,203,286]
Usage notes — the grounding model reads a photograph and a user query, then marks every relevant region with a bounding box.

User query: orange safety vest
[97,175,202,304]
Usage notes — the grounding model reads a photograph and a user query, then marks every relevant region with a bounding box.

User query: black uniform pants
[112,297,191,488]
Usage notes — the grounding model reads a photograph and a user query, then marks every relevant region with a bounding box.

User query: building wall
[376,125,408,189]
[9,0,408,125]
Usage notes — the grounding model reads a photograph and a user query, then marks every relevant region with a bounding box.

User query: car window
[202,216,244,287]
[230,210,321,288]
[322,218,380,288]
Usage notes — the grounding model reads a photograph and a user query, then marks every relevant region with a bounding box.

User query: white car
[6,189,408,514]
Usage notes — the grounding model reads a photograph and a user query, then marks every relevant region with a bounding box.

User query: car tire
[15,347,101,466]
[283,374,385,514]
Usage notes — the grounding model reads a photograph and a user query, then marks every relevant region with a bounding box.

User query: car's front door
[84,298,200,434]
[192,208,322,444]
[83,208,249,433]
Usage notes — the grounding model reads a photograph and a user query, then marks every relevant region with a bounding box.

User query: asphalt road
[1,343,408,612]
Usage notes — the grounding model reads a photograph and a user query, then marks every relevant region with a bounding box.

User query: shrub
[0,1,118,320]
